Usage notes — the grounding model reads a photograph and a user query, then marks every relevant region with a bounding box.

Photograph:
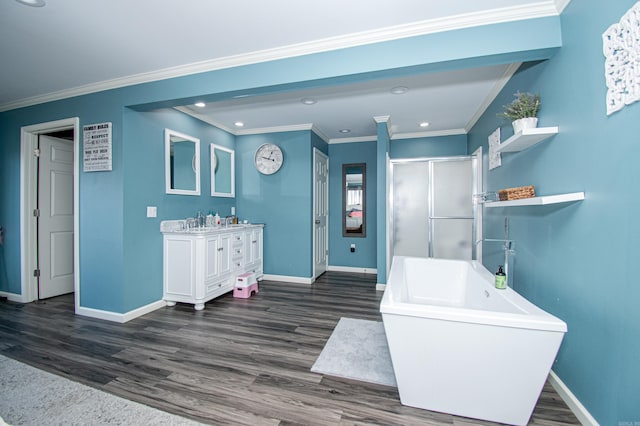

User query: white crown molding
[392,128,467,140]
[310,125,330,144]
[178,106,470,144]
[373,115,390,123]
[555,0,572,13]
[174,106,237,133]
[176,106,328,139]
[329,135,377,144]
[374,115,393,139]
[464,62,521,132]
[1,3,560,112]
[236,123,314,136]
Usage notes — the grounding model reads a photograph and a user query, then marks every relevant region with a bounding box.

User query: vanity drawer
[232,233,244,245]
[231,246,244,258]
[231,259,244,271]
[206,278,232,295]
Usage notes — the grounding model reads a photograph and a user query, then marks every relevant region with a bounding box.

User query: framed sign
[83,122,112,172]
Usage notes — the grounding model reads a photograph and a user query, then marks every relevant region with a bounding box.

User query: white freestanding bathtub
[380,256,567,425]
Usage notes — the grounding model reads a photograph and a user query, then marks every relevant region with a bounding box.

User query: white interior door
[38,135,74,299]
[313,149,328,278]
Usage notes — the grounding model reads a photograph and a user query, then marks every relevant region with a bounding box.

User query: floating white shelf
[495,126,559,153]
[484,192,584,208]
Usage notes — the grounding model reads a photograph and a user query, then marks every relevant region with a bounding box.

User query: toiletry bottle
[214,212,220,226]
[495,266,506,289]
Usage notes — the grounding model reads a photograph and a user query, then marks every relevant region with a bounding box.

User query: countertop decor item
[499,92,541,134]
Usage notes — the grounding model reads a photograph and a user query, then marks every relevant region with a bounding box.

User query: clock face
[254,143,284,175]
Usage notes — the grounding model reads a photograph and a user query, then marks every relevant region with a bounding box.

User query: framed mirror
[165,128,200,195]
[343,163,366,237]
[210,144,235,197]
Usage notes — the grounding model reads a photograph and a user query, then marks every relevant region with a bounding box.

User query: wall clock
[254,143,284,175]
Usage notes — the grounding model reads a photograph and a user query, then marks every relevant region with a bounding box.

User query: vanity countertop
[160,220,263,234]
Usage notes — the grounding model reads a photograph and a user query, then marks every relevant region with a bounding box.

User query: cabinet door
[246,228,262,265]
[164,236,196,298]
[205,236,220,280]
[217,233,232,275]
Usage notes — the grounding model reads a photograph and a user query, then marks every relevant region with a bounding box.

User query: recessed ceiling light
[194,102,206,108]
[339,129,351,134]
[390,86,409,95]
[15,0,46,6]
[234,121,245,127]
[301,98,317,105]
[419,122,430,127]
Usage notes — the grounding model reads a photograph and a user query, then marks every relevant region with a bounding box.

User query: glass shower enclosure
[390,156,480,261]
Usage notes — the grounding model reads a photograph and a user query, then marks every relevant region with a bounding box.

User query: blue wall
[235,131,328,279]
[390,134,468,158]
[122,108,236,311]
[467,0,640,423]
[376,122,391,283]
[328,142,377,270]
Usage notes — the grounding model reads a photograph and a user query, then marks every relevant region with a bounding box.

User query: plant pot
[512,117,538,134]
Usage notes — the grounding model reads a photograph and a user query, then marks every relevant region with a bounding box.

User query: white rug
[311,318,397,387]
[0,354,203,425]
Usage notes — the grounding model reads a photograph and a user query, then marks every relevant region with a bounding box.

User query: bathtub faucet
[476,238,516,287]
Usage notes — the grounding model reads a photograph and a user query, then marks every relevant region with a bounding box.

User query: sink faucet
[224,215,235,227]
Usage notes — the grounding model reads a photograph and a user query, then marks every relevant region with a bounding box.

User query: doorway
[20,118,80,309]
[313,148,329,280]
[390,155,481,261]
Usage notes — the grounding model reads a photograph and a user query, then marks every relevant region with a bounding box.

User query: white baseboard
[548,370,598,426]
[0,291,28,303]
[75,300,166,324]
[375,283,386,291]
[262,274,313,285]
[327,265,377,274]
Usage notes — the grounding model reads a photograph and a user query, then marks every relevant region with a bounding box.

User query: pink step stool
[233,272,259,299]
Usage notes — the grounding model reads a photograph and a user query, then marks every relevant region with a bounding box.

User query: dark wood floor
[0,272,579,425]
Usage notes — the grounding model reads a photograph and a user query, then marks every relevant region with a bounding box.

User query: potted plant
[498,91,541,134]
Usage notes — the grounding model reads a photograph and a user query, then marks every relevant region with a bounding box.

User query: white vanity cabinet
[162,224,263,310]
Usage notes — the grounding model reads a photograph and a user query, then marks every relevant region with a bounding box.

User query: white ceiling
[0,0,567,141]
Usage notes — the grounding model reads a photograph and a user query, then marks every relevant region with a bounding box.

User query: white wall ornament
[489,127,501,170]
[602,1,640,115]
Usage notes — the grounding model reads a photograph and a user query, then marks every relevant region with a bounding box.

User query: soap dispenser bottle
[213,211,220,226]
[495,266,506,289]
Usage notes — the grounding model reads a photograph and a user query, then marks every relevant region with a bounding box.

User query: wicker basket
[498,185,535,201]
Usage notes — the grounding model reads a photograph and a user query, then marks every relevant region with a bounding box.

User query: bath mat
[311,317,397,387]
